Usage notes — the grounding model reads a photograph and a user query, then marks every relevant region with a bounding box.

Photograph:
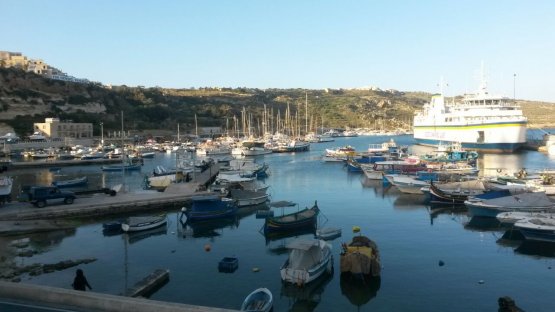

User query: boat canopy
[285,239,327,270]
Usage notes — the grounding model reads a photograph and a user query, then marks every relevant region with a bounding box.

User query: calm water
[7,135,555,312]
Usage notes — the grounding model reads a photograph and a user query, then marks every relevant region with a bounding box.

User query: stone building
[33,118,93,139]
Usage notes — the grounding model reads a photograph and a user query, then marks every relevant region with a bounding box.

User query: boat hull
[122,217,167,232]
[413,121,527,153]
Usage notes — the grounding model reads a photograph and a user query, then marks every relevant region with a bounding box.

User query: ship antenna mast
[479,61,488,95]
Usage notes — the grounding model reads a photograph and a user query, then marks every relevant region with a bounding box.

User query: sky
[3,0,555,102]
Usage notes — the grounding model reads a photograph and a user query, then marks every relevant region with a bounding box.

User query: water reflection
[464,216,505,232]
[179,217,239,239]
[428,205,468,226]
[360,177,392,198]
[27,228,76,251]
[392,194,427,210]
[515,240,555,258]
[263,228,316,247]
[340,273,381,310]
[478,153,527,177]
[124,224,168,245]
[280,270,333,312]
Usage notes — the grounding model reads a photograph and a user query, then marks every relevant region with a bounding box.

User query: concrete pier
[125,269,170,298]
[0,281,238,312]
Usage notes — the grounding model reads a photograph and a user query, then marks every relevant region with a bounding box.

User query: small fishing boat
[230,189,269,207]
[514,216,555,243]
[101,163,142,172]
[315,227,342,241]
[240,288,273,312]
[52,176,88,188]
[121,214,167,232]
[340,228,381,279]
[264,201,319,233]
[466,191,555,218]
[184,195,238,221]
[280,239,333,285]
[428,180,486,204]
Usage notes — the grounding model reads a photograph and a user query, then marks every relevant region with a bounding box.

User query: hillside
[0,68,553,137]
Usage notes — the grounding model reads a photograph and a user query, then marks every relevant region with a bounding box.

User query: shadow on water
[280,270,333,312]
[340,273,381,310]
[515,240,555,258]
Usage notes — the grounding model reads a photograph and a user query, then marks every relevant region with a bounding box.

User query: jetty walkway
[0,163,221,222]
[0,281,238,312]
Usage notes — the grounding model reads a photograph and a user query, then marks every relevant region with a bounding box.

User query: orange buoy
[204,244,211,252]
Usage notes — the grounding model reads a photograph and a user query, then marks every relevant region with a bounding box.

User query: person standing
[72,269,92,291]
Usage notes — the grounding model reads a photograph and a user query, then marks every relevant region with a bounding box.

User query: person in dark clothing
[72,269,92,291]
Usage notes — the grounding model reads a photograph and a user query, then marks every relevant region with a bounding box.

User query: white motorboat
[280,239,333,286]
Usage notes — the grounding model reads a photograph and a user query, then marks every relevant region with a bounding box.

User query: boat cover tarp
[285,240,324,270]
[477,192,555,208]
[474,190,512,200]
[436,179,486,191]
[340,236,381,276]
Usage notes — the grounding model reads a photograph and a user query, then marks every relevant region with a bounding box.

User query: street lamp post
[100,122,104,147]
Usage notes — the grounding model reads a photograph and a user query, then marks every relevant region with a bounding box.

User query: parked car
[18,186,76,208]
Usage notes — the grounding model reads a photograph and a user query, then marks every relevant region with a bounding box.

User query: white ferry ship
[413,77,527,153]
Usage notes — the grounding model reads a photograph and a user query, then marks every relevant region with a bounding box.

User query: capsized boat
[240,287,273,312]
[280,239,333,285]
[340,230,381,279]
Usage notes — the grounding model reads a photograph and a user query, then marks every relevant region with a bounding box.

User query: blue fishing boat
[184,195,238,221]
[52,176,88,188]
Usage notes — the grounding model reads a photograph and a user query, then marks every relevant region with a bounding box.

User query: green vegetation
[0,67,553,136]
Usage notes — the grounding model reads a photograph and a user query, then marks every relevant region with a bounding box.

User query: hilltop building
[0,50,89,84]
[33,118,93,139]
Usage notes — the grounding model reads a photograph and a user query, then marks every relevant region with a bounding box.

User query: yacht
[413,71,527,153]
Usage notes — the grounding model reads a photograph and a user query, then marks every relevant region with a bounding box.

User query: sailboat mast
[121,111,125,193]
[305,91,308,135]
[195,114,198,138]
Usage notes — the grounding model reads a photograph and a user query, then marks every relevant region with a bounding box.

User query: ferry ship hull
[413,121,527,153]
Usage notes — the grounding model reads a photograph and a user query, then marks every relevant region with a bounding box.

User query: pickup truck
[19,186,76,208]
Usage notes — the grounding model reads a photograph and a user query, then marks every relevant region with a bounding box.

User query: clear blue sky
[3,0,555,101]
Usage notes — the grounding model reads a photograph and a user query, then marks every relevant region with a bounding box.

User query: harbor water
[5,134,555,311]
